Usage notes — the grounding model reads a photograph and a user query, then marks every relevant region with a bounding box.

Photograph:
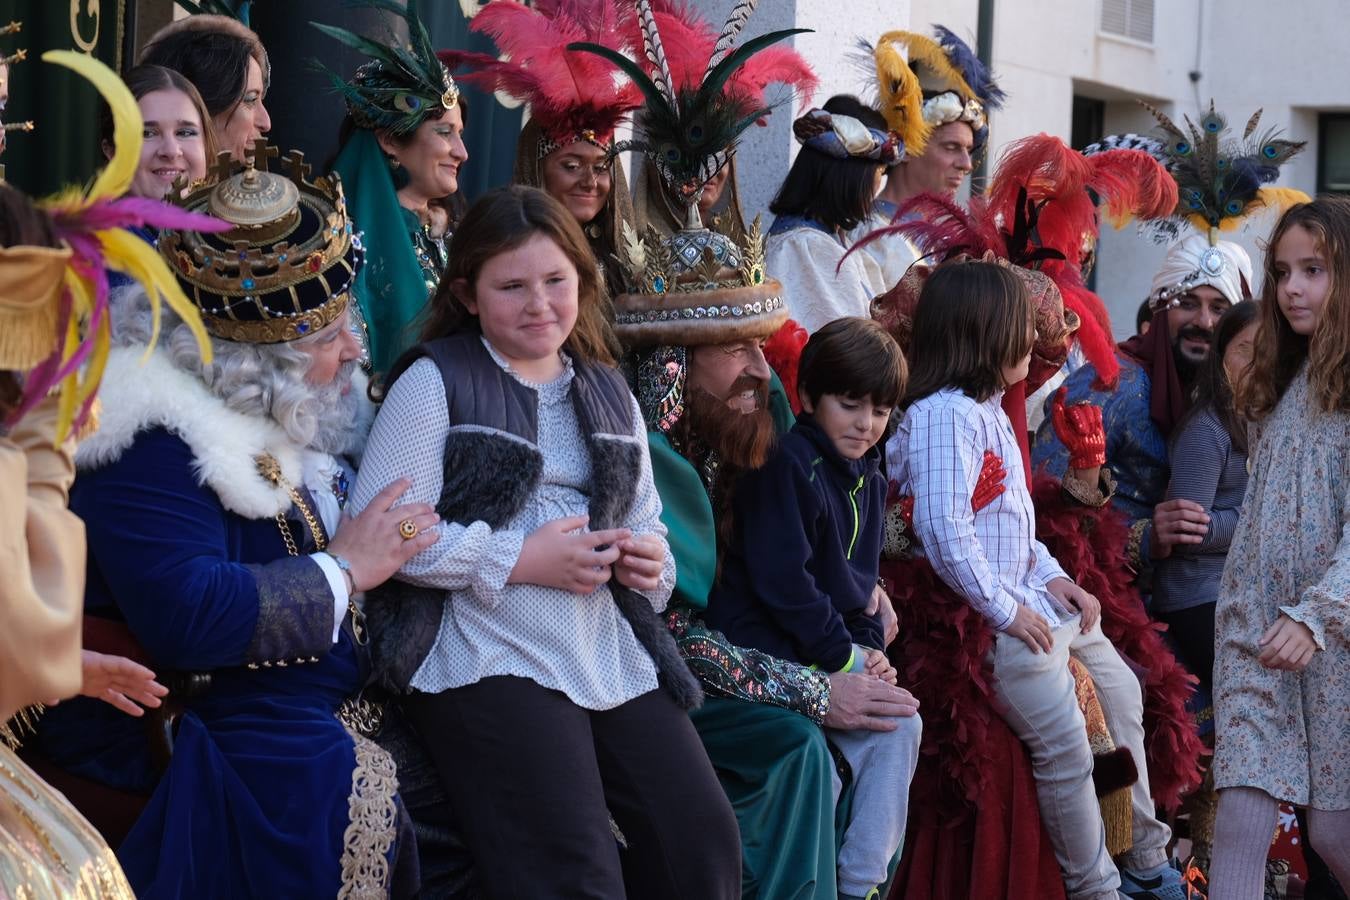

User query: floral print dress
[1214,366,1350,809]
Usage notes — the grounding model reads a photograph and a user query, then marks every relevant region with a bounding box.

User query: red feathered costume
[846,136,1202,899]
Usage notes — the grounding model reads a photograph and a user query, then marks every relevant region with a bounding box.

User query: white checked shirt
[888,388,1069,631]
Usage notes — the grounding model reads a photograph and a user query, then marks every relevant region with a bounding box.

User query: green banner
[0,0,128,196]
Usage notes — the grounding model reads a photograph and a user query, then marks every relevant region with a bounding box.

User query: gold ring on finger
[398,518,418,540]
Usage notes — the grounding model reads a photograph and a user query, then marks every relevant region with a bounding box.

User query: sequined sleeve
[666,606,830,724]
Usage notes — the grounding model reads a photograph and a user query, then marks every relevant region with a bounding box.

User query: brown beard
[674,377,777,564]
[678,377,777,472]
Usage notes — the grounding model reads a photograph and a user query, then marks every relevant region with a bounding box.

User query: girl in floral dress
[1210,197,1350,896]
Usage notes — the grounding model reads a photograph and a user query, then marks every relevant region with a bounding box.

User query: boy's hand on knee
[1258,614,1318,671]
[1047,577,1100,633]
[867,582,899,647]
[1005,604,1054,653]
[862,648,898,685]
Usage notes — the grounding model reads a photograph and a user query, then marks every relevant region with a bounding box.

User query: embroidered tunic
[766,218,887,334]
[1213,368,1350,809]
[349,344,674,710]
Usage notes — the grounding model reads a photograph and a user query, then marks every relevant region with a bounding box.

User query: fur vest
[366,333,701,708]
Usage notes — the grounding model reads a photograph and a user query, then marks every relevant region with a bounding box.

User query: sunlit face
[215,55,270,161]
[688,339,772,413]
[540,140,612,225]
[696,163,731,219]
[902,121,975,197]
[297,307,362,390]
[1223,320,1259,394]
[127,89,208,199]
[383,106,467,203]
[1166,284,1231,364]
[461,233,580,381]
[800,392,891,460]
[1273,224,1331,337]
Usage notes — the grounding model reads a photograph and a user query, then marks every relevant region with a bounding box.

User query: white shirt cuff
[310,552,349,644]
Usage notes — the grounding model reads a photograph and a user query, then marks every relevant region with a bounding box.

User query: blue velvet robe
[38,426,396,899]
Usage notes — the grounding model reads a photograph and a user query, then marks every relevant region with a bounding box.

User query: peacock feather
[570,0,807,213]
[1141,98,1308,240]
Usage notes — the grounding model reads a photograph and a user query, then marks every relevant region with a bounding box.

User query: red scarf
[1116,308,1188,439]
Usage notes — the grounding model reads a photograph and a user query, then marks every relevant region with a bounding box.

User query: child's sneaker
[1119,862,1189,900]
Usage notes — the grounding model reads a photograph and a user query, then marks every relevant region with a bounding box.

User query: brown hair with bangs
[798,317,907,410]
[902,260,1034,406]
[420,184,617,366]
[1239,196,1350,420]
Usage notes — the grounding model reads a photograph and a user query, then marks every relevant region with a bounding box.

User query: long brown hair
[421,184,617,366]
[1175,300,1259,453]
[1238,197,1350,420]
[903,260,1034,406]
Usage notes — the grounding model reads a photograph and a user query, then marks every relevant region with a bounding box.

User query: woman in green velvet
[315,3,467,377]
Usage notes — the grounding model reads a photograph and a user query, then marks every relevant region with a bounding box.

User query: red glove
[972,450,1006,512]
[1051,386,1106,470]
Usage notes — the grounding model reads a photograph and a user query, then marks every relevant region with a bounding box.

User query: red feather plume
[459,0,643,145]
[643,1,817,123]
[764,318,809,413]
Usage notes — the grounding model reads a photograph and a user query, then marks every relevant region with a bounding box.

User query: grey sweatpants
[828,713,923,897]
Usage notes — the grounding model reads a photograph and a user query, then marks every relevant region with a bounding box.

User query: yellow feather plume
[875,31,930,156]
[897,31,976,101]
[41,50,139,202]
[100,227,213,364]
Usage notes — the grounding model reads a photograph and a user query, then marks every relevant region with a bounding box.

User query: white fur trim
[76,346,303,519]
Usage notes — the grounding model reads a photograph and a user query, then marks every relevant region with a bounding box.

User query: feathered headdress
[855,134,1178,387]
[455,0,642,155]
[863,24,1004,157]
[312,0,460,137]
[3,51,225,441]
[571,0,809,211]
[1087,100,1308,245]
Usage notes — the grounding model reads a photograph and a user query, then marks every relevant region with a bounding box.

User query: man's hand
[862,647,898,685]
[1005,604,1054,653]
[1051,387,1107,470]
[1258,615,1317,671]
[1047,576,1100,634]
[866,582,899,647]
[1150,499,1210,560]
[822,672,919,731]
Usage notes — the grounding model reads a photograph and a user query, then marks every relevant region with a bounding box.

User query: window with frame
[1100,0,1155,44]
[1318,113,1350,194]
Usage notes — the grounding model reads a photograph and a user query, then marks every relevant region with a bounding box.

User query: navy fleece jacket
[707,413,886,671]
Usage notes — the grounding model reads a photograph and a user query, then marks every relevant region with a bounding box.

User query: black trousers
[1159,601,1217,694]
[405,677,741,900]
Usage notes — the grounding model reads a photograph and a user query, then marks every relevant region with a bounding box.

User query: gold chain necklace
[256,454,367,644]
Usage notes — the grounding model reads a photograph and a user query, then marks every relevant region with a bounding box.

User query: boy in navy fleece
[708,317,921,900]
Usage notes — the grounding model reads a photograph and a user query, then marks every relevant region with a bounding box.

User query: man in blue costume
[1031,234,1251,576]
[35,145,438,899]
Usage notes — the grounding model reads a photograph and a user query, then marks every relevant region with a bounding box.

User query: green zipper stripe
[846,474,865,559]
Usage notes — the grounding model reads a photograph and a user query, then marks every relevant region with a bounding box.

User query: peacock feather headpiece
[570,0,809,212]
[455,0,642,156]
[312,0,460,137]
[861,24,1004,158]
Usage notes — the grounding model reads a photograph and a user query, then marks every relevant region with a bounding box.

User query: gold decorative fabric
[0,245,72,372]
[337,729,399,900]
[0,745,136,900]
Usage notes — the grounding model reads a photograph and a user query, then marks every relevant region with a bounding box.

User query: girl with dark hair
[102,65,216,199]
[138,14,270,161]
[766,95,901,334]
[1209,198,1350,896]
[892,259,1186,899]
[1152,300,1259,694]
[349,185,740,898]
[314,2,468,376]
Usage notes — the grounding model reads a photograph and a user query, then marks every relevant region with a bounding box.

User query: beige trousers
[989,615,1171,900]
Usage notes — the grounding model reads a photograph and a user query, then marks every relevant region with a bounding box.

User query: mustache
[724,375,770,403]
[1176,324,1213,343]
